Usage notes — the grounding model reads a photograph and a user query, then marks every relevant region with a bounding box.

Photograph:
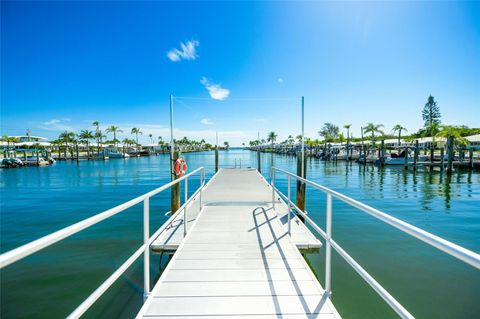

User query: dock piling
[447,136,454,175]
[440,148,445,171]
[469,149,474,169]
[414,140,419,171]
[171,151,180,213]
[296,153,306,222]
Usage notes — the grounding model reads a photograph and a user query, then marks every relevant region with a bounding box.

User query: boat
[1,158,25,168]
[105,148,130,158]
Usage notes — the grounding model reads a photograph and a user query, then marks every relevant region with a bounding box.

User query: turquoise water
[1,150,479,318]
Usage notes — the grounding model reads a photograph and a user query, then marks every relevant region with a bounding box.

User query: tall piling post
[403,147,409,170]
[380,140,385,166]
[170,95,181,213]
[296,153,306,222]
[440,147,445,171]
[414,140,419,171]
[469,149,474,169]
[76,144,79,162]
[447,136,454,175]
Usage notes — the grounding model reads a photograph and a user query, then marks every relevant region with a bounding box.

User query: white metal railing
[0,166,206,318]
[270,167,480,319]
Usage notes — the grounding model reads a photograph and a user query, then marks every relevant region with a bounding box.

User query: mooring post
[380,140,385,166]
[469,149,474,169]
[414,140,419,171]
[36,150,40,165]
[440,147,445,171]
[257,149,261,173]
[403,147,408,170]
[171,150,181,213]
[169,94,181,214]
[76,144,79,162]
[430,141,435,169]
[296,153,306,222]
[447,136,454,175]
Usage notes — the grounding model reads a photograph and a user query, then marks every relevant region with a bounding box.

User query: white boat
[105,148,130,158]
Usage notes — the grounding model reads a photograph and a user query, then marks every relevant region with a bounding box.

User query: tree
[59,131,76,158]
[94,130,106,157]
[363,123,384,146]
[148,133,153,144]
[105,126,123,147]
[436,125,469,148]
[267,131,277,149]
[92,121,100,132]
[422,95,441,137]
[79,130,94,159]
[391,124,407,146]
[223,141,230,150]
[319,123,339,141]
[131,127,142,145]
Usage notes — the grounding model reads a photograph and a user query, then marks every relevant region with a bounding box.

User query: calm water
[1,150,479,318]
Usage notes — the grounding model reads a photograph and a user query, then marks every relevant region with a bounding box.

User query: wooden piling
[296,153,306,222]
[36,150,39,165]
[171,150,180,213]
[403,147,408,170]
[76,145,79,162]
[380,140,385,166]
[413,140,419,171]
[447,136,454,175]
[215,147,219,173]
[257,150,261,173]
[440,147,445,171]
[469,149,474,169]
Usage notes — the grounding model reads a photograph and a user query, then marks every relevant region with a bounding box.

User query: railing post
[287,174,291,235]
[184,177,188,236]
[325,193,332,295]
[271,168,275,209]
[199,170,203,210]
[143,198,150,301]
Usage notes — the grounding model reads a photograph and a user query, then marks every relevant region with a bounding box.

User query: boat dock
[140,168,339,318]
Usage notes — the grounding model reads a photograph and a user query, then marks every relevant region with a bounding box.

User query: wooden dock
[138,168,340,318]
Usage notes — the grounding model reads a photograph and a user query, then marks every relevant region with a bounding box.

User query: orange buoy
[174,158,187,177]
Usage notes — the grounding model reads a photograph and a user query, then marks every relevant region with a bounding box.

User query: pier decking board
[151,168,320,252]
[139,168,340,319]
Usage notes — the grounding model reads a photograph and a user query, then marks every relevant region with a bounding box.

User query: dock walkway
[138,168,341,318]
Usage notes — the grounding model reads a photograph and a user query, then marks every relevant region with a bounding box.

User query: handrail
[270,167,480,319]
[0,166,206,318]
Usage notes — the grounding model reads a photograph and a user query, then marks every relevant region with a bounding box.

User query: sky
[1,1,479,146]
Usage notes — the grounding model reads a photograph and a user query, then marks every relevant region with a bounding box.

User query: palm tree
[223,141,230,150]
[59,131,76,159]
[131,127,142,145]
[79,130,94,159]
[94,130,106,158]
[436,125,468,147]
[363,123,384,146]
[148,133,153,144]
[92,121,100,132]
[105,125,122,147]
[391,124,407,146]
[267,131,277,149]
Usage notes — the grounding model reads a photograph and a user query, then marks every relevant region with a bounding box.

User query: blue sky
[1,1,479,145]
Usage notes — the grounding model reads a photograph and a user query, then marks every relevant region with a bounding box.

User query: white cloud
[166,40,199,62]
[200,118,214,125]
[38,118,74,131]
[200,77,230,100]
[277,78,284,84]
